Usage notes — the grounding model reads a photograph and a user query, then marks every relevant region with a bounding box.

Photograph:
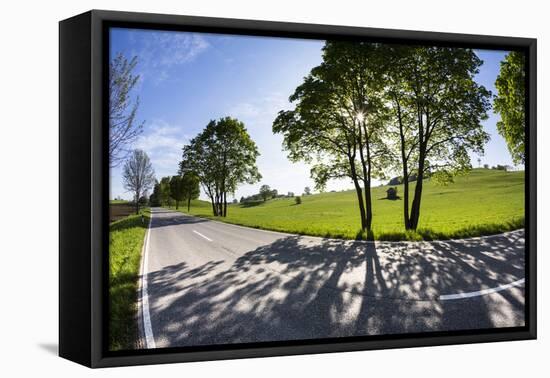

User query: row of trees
[273,42,495,233]
[179,117,261,217]
[149,173,200,211]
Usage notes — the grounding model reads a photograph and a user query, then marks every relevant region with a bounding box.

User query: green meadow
[173,169,524,241]
[108,208,150,350]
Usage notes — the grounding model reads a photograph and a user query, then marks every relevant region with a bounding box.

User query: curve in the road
[138,208,525,348]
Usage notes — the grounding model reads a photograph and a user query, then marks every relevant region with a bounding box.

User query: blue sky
[109,28,517,200]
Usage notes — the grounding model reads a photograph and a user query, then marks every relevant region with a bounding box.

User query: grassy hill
[171,169,524,241]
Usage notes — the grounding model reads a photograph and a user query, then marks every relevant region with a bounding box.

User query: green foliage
[295,196,302,205]
[273,41,390,231]
[382,45,492,229]
[148,180,161,206]
[259,184,271,201]
[180,117,261,217]
[109,211,149,350]
[178,169,524,241]
[169,175,185,209]
[274,42,492,232]
[181,172,200,211]
[494,51,526,165]
[159,177,172,206]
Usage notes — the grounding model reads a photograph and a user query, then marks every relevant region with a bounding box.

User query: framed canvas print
[59,10,536,368]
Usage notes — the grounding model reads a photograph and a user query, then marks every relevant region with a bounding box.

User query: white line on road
[193,230,213,242]
[140,212,156,349]
[439,278,525,301]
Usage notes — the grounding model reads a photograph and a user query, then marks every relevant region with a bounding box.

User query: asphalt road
[141,207,525,349]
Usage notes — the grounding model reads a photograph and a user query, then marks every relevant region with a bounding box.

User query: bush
[295,196,302,205]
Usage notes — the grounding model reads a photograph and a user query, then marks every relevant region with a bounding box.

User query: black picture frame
[59,9,537,368]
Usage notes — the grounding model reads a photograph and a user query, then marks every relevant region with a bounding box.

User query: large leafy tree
[159,176,172,206]
[259,185,272,202]
[180,117,261,217]
[149,180,161,206]
[169,175,185,210]
[273,41,389,233]
[494,51,526,165]
[384,46,491,230]
[109,53,144,168]
[181,172,200,211]
[122,149,155,214]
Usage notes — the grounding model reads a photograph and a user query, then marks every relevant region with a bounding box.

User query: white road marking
[193,230,213,242]
[439,278,525,301]
[140,212,156,349]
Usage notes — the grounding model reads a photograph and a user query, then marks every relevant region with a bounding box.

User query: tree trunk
[352,178,367,232]
[363,132,373,232]
[403,178,411,229]
[409,171,424,230]
[409,150,426,230]
[395,95,412,230]
[187,197,191,212]
[135,193,140,214]
[216,191,222,216]
[349,161,367,232]
[364,178,372,231]
[223,191,227,217]
[210,196,217,216]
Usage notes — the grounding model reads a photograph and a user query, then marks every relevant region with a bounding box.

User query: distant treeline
[149,174,200,211]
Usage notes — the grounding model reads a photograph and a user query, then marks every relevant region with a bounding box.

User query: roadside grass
[109,208,150,351]
[170,169,525,241]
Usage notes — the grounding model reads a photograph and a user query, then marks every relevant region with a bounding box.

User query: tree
[122,149,155,214]
[138,195,148,206]
[384,46,491,230]
[169,176,185,209]
[287,191,295,197]
[180,117,261,217]
[260,185,272,202]
[494,51,526,165]
[304,186,312,196]
[149,180,161,206]
[270,189,278,199]
[295,196,302,205]
[274,41,389,233]
[181,172,200,211]
[109,53,144,167]
[159,176,172,206]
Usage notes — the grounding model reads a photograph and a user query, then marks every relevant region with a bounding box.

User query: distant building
[386,187,398,200]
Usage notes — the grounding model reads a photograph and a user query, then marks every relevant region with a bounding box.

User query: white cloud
[127,30,210,84]
[133,120,190,177]
[227,93,289,124]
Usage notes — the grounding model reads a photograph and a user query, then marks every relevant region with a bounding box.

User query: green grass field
[109,208,150,351]
[172,169,524,241]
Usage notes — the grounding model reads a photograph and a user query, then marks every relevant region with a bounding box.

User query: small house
[386,187,398,200]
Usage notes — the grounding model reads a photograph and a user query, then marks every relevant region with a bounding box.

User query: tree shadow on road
[149,214,209,229]
[144,231,525,349]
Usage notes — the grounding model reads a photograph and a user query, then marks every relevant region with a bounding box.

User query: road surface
[140,208,525,349]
